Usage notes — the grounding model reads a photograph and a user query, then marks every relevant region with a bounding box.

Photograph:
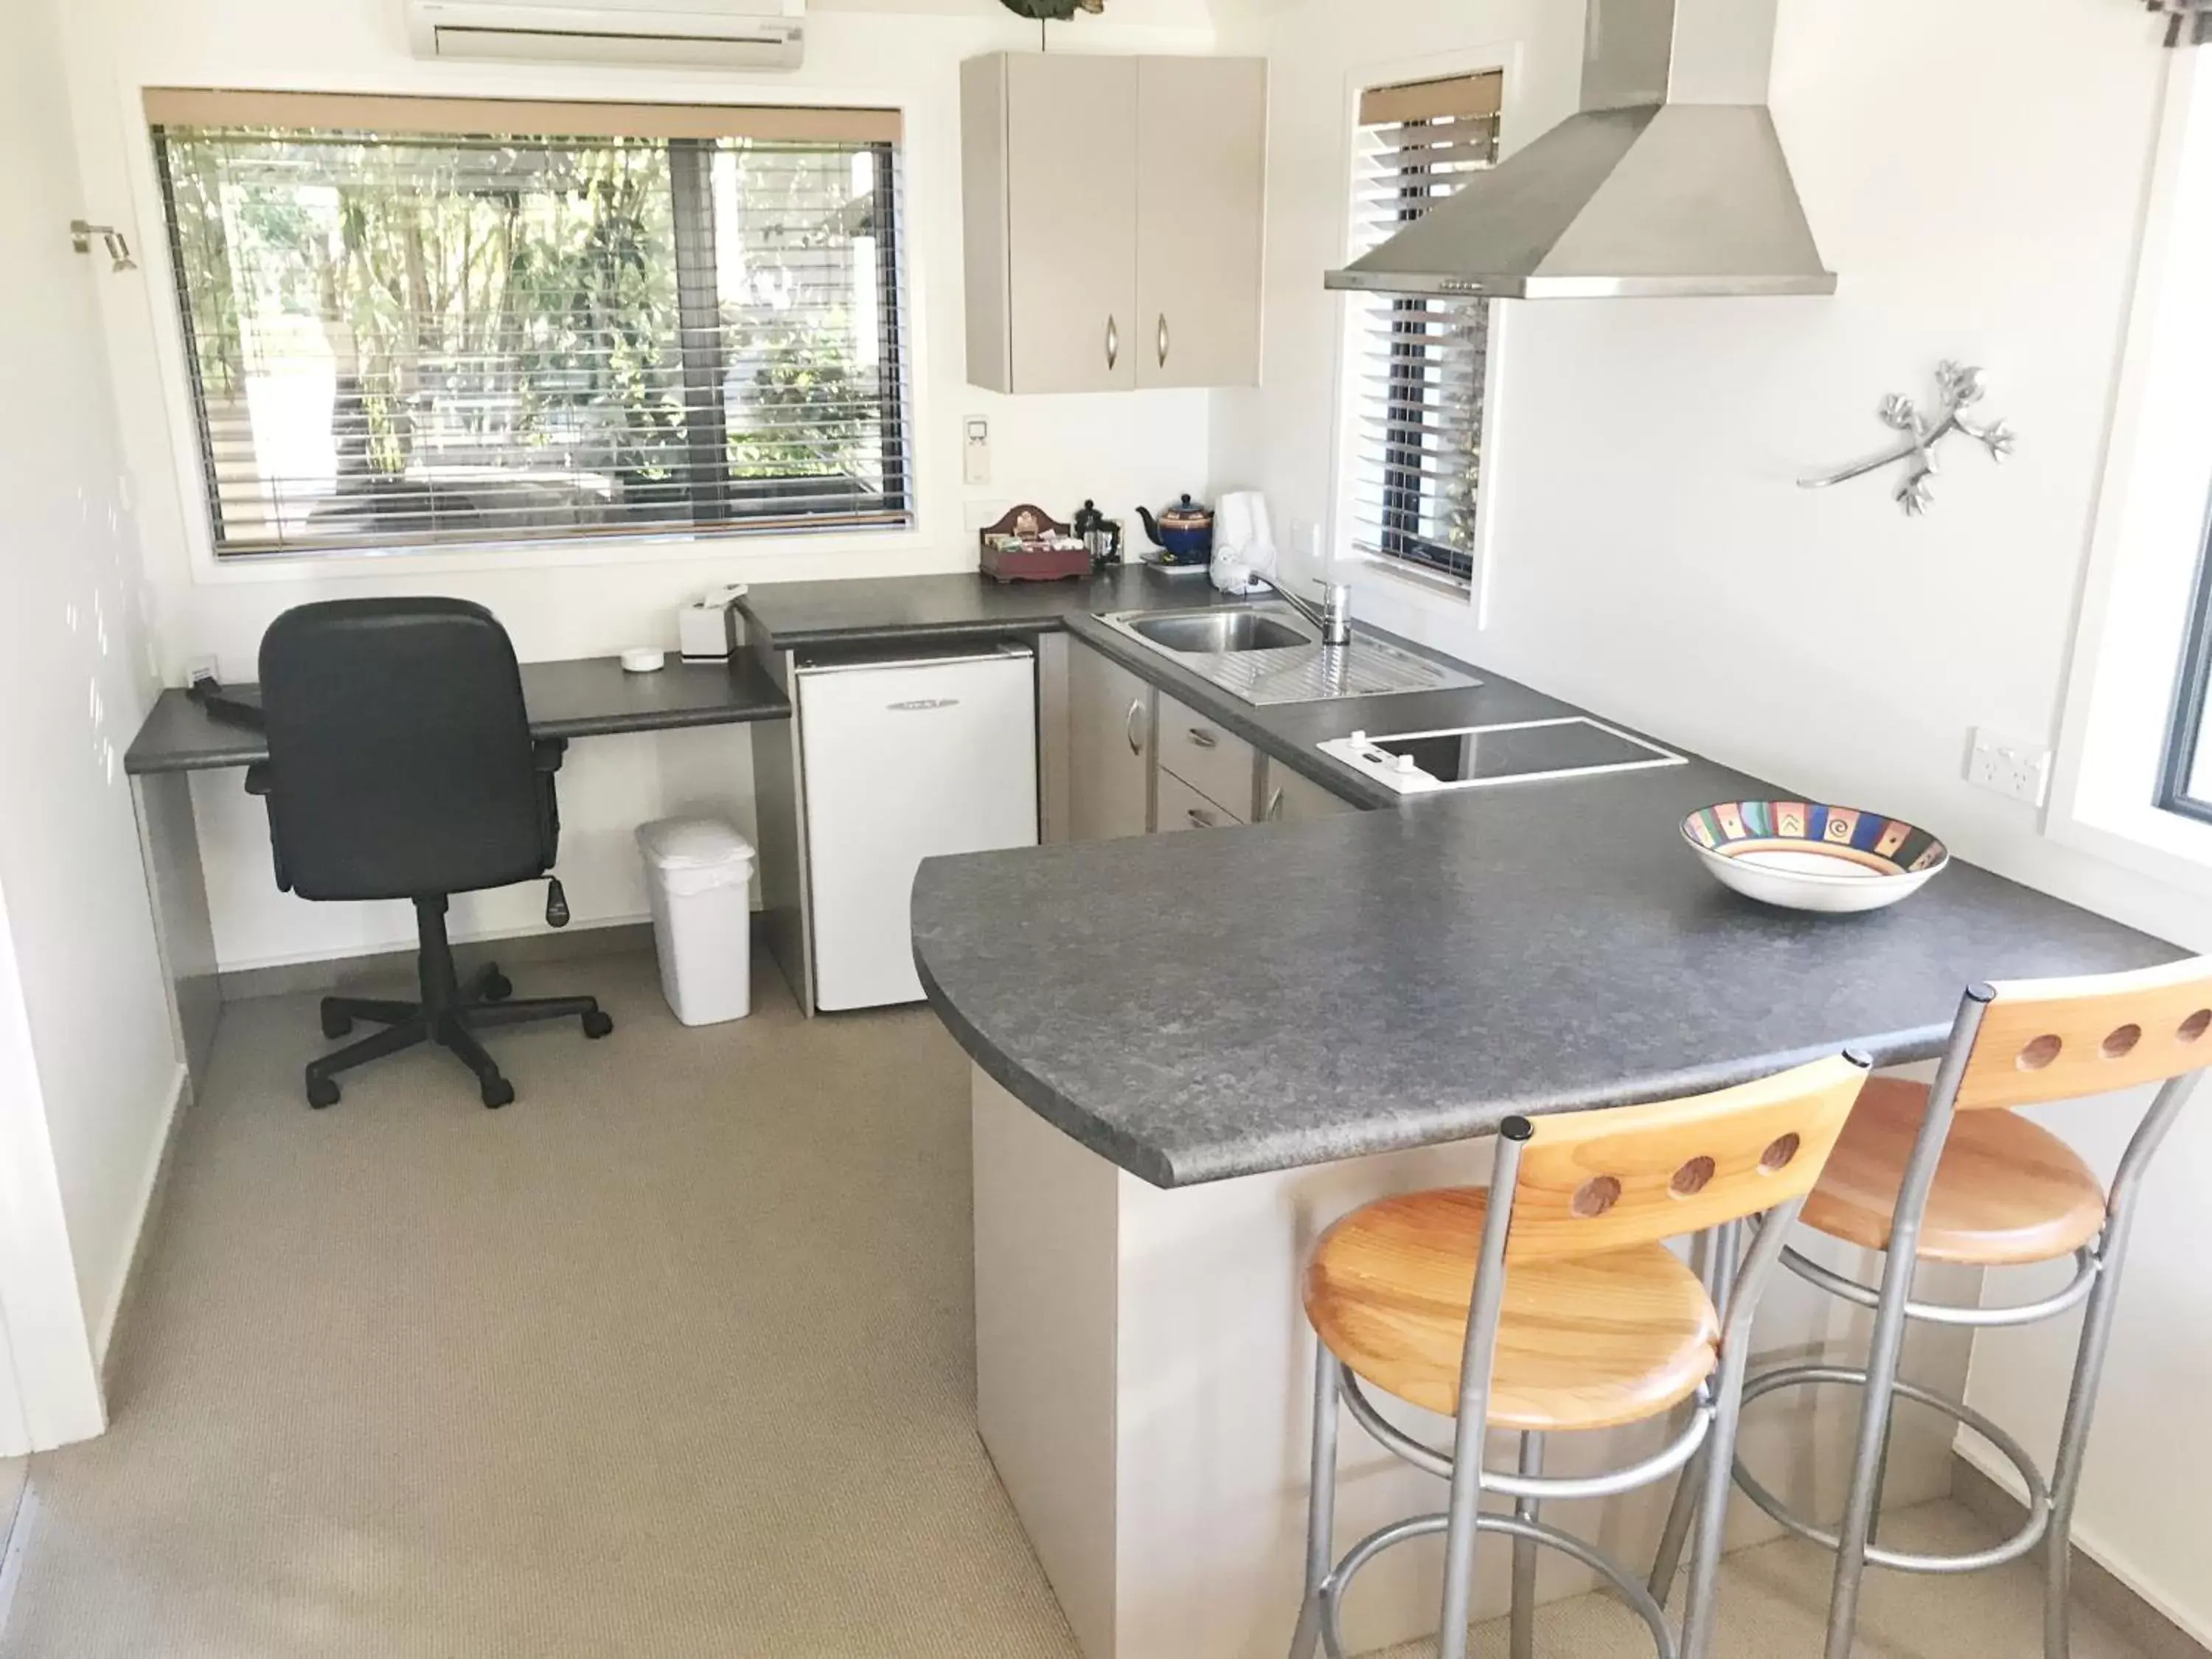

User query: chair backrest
[1502,1054,1870,1264]
[1951,957,2212,1111]
[258,598,547,902]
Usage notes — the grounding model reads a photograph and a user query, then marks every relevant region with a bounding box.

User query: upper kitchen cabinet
[1134,55,1266,390]
[961,53,1266,394]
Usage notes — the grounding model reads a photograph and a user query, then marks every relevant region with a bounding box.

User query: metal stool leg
[1512,1432,1545,1659]
[1290,1347,1340,1659]
[1650,1218,1743,1607]
[2045,1236,2129,1659]
[1824,1246,1919,1659]
[1647,1448,1699,1607]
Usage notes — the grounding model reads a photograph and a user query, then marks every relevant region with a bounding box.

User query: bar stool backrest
[1503,1054,1870,1265]
[1954,956,2212,1111]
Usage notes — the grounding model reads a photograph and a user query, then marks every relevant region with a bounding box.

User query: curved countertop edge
[918,917,1960,1189]
[916,946,1182,1188]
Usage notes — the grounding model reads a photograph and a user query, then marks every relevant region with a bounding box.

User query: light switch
[964,418,991,486]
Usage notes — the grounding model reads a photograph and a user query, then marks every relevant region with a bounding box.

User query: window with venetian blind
[1344,72,1502,588]
[147,91,913,558]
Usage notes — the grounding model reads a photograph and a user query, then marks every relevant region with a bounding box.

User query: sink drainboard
[1199,643,1475,705]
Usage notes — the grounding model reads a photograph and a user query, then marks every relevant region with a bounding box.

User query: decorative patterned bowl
[1681,800,1950,914]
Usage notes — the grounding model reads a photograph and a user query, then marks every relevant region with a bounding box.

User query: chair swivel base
[307,961,612,1110]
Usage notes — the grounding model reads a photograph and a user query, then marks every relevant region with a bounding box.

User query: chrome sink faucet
[1264,577,1354,647]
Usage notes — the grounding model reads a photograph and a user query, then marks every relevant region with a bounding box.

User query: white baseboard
[1955,1436,2212,1650]
[94,1061,189,1382]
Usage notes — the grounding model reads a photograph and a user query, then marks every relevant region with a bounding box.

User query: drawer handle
[1106,314,1120,372]
[1267,787,1285,822]
[1125,698,1147,755]
[1186,807,1216,829]
[1187,727,1218,750]
[1157,312,1170,369]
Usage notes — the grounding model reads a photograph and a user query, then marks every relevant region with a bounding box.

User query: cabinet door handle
[1124,698,1147,756]
[1187,727,1218,750]
[1186,807,1216,830]
[1157,313,1170,369]
[1106,315,1120,372]
[1267,787,1286,822]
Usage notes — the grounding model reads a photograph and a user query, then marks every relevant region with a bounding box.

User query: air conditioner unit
[406,0,804,69]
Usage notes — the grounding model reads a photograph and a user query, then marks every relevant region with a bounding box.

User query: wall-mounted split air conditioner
[405,0,805,70]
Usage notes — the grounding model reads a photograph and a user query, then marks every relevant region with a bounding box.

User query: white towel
[1212,492,1277,593]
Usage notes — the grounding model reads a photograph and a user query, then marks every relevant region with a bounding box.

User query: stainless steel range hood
[1326,0,1834,299]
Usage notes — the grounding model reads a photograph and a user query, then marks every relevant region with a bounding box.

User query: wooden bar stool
[1677,958,2212,1659]
[1290,1053,1872,1659]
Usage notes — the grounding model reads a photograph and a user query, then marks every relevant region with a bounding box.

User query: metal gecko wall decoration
[1799,361,2017,517]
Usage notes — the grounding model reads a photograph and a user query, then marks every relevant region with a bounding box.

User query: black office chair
[248,598,612,1110]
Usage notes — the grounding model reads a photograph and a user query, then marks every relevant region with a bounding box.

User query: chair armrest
[245,762,272,797]
[532,738,568,774]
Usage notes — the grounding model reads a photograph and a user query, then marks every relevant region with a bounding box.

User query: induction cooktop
[1318,717,1684,795]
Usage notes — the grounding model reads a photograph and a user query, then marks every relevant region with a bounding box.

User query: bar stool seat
[1305,1188,1719,1432]
[1801,1077,2107,1265]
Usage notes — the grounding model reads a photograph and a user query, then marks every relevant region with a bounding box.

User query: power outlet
[1966,728,2052,807]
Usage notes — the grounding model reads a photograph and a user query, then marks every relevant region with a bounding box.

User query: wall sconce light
[69,220,136,272]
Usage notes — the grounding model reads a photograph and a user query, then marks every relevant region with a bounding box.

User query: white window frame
[104,78,939,588]
[1326,43,1524,626]
[2048,52,2212,892]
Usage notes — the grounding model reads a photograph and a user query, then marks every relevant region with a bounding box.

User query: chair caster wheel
[307,1077,340,1109]
[481,1077,515,1110]
[321,1007,353,1039]
[582,1010,613,1040]
[481,968,513,1003]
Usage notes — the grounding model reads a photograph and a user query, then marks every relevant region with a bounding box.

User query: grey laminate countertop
[744,568,2182,1189]
[913,759,2180,1187]
[738,566,1183,650]
[125,654,792,776]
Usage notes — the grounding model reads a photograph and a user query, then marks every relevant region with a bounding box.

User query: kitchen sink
[1095,602,1480,706]
[1128,611,1314,654]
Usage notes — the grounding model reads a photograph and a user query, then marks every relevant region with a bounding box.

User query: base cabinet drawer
[1157,768,1243,832]
[1261,759,1360,824]
[1157,692,1257,818]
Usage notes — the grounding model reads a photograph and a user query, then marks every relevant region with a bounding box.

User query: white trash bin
[636,818,756,1026]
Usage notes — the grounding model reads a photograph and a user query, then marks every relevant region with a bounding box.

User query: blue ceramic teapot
[1135,494,1215,563]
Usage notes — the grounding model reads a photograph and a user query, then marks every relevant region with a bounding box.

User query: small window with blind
[147,91,914,559]
[1344,71,1502,588]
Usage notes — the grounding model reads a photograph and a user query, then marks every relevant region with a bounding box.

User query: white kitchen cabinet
[1260,757,1360,824]
[962,53,1266,394]
[1068,639,1155,840]
[1134,55,1267,389]
[1156,689,1257,821]
[1155,768,1239,833]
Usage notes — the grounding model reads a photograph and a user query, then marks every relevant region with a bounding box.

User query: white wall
[1211,0,2212,1638]
[0,0,185,1447]
[56,0,1222,970]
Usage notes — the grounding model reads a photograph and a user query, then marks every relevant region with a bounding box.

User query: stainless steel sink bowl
[1128,611,1313,653]
[1094,602,1479,706]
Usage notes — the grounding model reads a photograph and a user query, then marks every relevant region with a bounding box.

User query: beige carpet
[2,951,1075,1658]
[0,950,2160,1658]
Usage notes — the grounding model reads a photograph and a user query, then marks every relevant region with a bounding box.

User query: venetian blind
[1346,72,1501,586]
[146,91,912,557]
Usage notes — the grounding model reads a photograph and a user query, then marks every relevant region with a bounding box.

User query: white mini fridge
[796,642,1039,1011]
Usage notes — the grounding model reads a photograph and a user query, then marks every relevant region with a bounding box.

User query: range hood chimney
[1326,0,1834,299]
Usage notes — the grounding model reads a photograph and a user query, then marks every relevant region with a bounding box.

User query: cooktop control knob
[1395,751,1420,775]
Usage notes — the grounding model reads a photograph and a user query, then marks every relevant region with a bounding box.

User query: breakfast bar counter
[907,626,2179,1659]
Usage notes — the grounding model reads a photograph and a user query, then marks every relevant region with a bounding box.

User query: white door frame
[0,881,104,1457]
